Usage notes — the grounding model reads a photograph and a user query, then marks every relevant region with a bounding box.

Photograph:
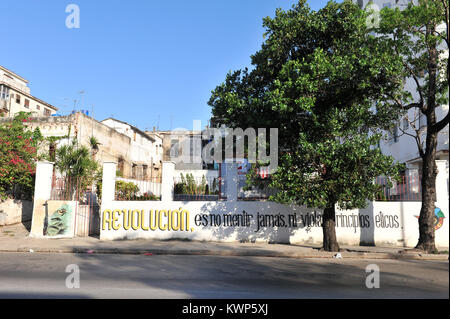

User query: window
[419,112,426,129]
[388,125,399,144]
[36,105,40,110]
[24,99,30,108]
[393,125,399,143]
[117,157,125,177]
[170,139,179,158]
[132,164,137,179]
[15,94,21,104]
[402,117,409,130]
[44,108,51,116]
[0,85,9,100]
[143,165,148,179]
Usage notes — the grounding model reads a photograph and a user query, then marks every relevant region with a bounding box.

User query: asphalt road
[0,252,447,299]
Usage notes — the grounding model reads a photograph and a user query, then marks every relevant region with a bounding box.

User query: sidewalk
[1,222,448,260]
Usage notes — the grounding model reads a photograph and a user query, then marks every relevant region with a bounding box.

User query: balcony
[0,75,30,94]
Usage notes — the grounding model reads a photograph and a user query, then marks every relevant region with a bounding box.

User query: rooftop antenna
[78,90,85,111]
[60,97,71,115]
[91,105,94,135]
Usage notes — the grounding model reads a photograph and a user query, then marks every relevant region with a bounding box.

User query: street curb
[1,247,448,260]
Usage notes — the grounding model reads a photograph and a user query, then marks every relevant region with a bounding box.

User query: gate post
[161,161,175,201]
[102,162,117,203]
[34,161,54,200]
[29,161,54,237]
[225,162,238,202]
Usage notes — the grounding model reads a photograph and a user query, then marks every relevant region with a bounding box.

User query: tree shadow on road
[27,253,448,299]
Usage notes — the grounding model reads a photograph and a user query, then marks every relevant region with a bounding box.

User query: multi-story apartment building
[0,65,58,117]
[101,118,164,179]
[355,0,449,181]
[145,128,220,181]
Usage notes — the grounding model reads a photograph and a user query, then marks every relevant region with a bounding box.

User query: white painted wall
[99,200,449,248]
[99,161,449,248]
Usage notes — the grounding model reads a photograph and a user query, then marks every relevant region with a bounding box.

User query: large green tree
[377,0,449,253]
[208,0,405,251]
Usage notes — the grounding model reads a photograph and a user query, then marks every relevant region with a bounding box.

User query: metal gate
[50,174,100,237]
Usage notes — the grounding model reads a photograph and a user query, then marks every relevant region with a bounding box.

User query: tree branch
[385,92,423,110]
[430,111,449,133]
[408,109,426,158]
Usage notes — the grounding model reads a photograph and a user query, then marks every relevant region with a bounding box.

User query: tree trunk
[416,20,439,254]
[322,204,340,252]
[416,133,438,254]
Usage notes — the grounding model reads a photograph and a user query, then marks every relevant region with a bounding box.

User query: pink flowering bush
[0,112,43,200]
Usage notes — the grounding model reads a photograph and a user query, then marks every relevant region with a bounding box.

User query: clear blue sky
[0,0,338,131]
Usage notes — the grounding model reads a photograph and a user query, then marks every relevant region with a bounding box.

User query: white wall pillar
[225,162,238,202]
[161,161,175,201]
[34,161,54,200]
[102,162,117,203]
[435,160,449,210]
[29,161,54,237]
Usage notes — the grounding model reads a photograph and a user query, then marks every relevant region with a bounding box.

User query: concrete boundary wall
[98,199,449,248]
[98,161,449,248]
[0,199,33,226]
[29,161,449,248]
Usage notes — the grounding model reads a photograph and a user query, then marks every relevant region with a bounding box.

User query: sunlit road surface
[0,252,447,298]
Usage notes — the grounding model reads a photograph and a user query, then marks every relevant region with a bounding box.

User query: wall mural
[44,202,75,237]
[414,207,445,231]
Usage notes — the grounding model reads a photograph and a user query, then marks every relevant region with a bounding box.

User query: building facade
[355,0,449,184]
[0,112,163,181]
[101,118,163,179]
[0,65,58,117]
